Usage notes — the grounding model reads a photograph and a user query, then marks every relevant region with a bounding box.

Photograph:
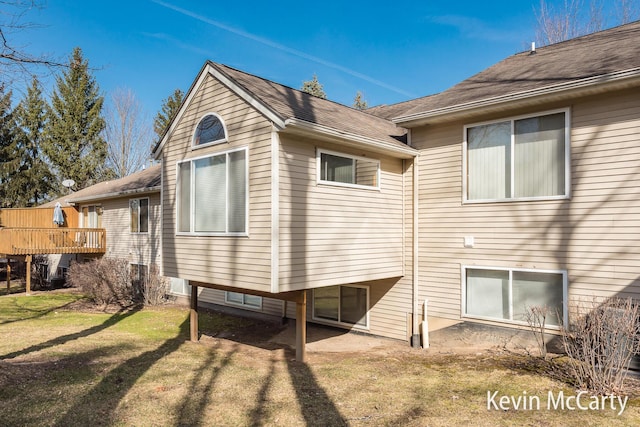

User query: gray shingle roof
[40,165,161,207]
[388,20,640,122]
[211,62,408,148]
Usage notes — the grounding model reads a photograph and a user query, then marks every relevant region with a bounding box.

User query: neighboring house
[39,165,178,289]
[153,22,640,348]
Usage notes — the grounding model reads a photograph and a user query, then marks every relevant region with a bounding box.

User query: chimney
[531,42,536,54]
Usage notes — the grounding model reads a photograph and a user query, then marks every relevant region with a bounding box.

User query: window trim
[191,112,228,149]
[316,148,381,191]
[462,108,571,204]
[169,278,191,296]
[312,284,370,330]
[225,291,263,309]
[129,197,150,234]
[176,146,249,237]
[461,265,568,328]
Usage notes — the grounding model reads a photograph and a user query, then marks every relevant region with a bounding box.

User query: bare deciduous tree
[615,0,640,23]
[535,0,640,46]
[0,1,65,84]
[104,88,152,178]
[535,0,602,45]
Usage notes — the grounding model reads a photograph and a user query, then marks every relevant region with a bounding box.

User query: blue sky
[9,1,570,116]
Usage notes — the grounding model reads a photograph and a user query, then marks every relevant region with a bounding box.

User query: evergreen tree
[301,74,327,99]
[13,76,54,206]
[44,47,108,193]
[353,91,368,110]
[153,88,184,139]
[0,86,21,208]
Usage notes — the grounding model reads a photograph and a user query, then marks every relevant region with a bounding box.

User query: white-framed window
[225,292,262,309]
[177,147,248,235]
[317,149,380,190]
[464,109,570,203]
[462,266,567,327]
[192,113,227,148]
[312,284,369,329]
[169,278,191,296]
[130,198,149,233]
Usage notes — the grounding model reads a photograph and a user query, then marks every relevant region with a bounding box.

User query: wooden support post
[295,290,307,363]
[25,255,32,295]
[190,285,198,342]
[6,260,10,295]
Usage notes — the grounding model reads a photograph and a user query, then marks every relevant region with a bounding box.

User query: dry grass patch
[1,292,639,426]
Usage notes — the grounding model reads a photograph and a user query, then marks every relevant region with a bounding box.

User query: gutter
[283,118,417,159]
[67,186,161,204]
[395,67,640,126]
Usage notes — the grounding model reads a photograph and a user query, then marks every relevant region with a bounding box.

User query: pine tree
[0,86,21,208]
[13,76,55,206]
[301,74,327,99]
[44,47,109,193]
[353,91,368,110]
[153,88,184,139]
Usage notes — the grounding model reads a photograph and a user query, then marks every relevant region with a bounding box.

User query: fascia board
[283,118,417,159]
[394,68,640,126]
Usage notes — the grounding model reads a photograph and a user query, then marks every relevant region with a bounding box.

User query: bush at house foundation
[67,258,169,307]
[562,296,640,394]
[68,258,134,306]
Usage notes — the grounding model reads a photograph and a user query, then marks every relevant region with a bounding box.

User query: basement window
[312,285,369,328]
[463,266,567,327]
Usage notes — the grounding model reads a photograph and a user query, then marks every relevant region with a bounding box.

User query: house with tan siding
[40,165,166,286]
[153,21,640,352]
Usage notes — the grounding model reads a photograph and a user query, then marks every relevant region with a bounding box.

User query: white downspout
[412,155,420,347]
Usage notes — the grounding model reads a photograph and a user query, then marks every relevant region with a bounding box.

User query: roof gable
[153,61,413,158]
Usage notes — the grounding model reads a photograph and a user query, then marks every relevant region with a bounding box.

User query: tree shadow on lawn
[52,317,190,426]
[284,355,349,426]
[174,341,240,426]
[0,307,141,360]
[200,316,349,425]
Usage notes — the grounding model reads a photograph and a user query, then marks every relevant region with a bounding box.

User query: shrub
[67,258,135,307]
[562,296,640,394]
[524,305,552,360]
[67,258,169,307]
[141,264,169,306]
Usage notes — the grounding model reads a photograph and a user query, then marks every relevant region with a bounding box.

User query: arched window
[193,113,227,147]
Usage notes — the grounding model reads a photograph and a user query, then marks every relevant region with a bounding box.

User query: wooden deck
[0,227,106,256]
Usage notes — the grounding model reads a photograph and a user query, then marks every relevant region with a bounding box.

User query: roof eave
[394,68,640,127]
[67,186,161,204]
[282,118,417,159]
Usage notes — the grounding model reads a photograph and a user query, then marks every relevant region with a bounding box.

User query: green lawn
[0,292,639,426]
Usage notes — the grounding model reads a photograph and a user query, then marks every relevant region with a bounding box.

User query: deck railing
[0,227,106,255]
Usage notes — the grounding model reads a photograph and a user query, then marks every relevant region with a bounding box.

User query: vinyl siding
[199,288,284,316]
[278,136,404,291]
[283,277,410,342]
[161,74,273,292]
[412,87,640,323]
[97,194,162,267]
